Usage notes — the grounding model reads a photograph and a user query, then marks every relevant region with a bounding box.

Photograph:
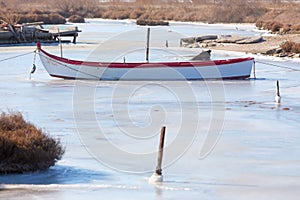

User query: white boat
[37,42,254,80]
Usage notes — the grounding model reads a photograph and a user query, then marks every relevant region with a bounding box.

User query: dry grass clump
[0,9,66,24]
[54,0,100,18]
[96,2,265,23]
[0,111,64,174]
[17,13,66,24]
[136,19,169,26]
[68,15,85,23]
[280,41,300,53]
[256,10,300,33]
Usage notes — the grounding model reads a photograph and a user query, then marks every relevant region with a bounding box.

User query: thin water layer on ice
[0,19,300,199]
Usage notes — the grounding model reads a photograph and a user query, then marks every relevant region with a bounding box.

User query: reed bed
[0,1,299,30]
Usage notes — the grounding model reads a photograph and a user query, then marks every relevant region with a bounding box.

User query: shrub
[136,19,169,26]
[48,13,67,24]
[292,24,300,31]
[255,20,264,29]
[18,13,66,24]
[271,22,283,33]
[280,41,300,53]
[0,112,64,174]
[68,15,85,23]
[129,9,143,19]
[280,41,292,52]
[280,24,291,34]
[255,10,300,33]
[30,8,45,15]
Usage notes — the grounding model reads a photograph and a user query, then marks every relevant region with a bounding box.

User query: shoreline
[83,19,300,57]
[2,19,300,60]
[207,34,300,57]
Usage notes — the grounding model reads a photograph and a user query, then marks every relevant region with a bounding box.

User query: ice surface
[0,19,299,200]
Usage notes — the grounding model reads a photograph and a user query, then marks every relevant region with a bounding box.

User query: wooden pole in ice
[156,126,166,175]
[58,28,63,58]
[275,80,281,104]
[146,28,150,63]
[149,126,166,183]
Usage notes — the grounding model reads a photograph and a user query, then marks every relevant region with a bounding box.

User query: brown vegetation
[0,0,300,32]
[0,9,66,24]
[94,1,265,23]
[68,15,85,23]
[0,112,64,174]
[18,13,66,24]
[0,0,267,24]
[54,0,99,18]
[256,3,300,34]
[280,41,300,53]
[136,19,169,26]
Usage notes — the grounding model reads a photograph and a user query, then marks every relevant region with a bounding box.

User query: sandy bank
[208,34,300,55]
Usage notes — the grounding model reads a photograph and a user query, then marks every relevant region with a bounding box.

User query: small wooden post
[72,33,78,44]
[146,28,150,63]
[165,40,168,48]
[275,80,281,104]
[149,126,166,183]
[58,28,63,58]
[155,126,166,175]
[253,61,256,79]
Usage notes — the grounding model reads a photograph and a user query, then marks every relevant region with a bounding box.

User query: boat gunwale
[37,44,254,69]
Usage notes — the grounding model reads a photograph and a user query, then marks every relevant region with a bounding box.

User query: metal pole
[146,28,150,63]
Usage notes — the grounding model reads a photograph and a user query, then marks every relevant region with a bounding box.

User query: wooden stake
[58,28,63,58]
[253,61,256,79]
[146,28,150,63]
[72,33,77,44]
[149,126,166,183]
[155,126,166,176]
[275,80,281,104]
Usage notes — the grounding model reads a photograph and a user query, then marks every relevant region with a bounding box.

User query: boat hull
[38,47,254,80]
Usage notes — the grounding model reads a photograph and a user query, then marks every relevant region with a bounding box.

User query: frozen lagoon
[0,19,300,199]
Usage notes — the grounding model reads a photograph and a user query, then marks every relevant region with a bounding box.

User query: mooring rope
[255,60,300,72]
[0,51,35,63]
